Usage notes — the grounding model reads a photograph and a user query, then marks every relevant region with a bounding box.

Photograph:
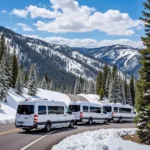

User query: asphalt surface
[0,122,135,150]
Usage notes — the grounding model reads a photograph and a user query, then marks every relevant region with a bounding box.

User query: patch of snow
[52,128,150,150]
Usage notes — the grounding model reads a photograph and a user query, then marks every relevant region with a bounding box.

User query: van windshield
[103,106,112,112]
[69,105,80,112]
[17,105,34,115]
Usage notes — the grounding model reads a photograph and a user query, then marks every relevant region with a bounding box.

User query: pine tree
[15,68,23,95]
[0,55,8,101]
[0,34,6,61]
[41,77,47,89]
[11,49,18,88]
[74,77,81,94]
[135,0,150,144]
[105,68,111,97]
[108,71,122,103]
[83,80,88,94]
[88,80,95,94]
[100,88,104,100]
[96,71,103,95]
[5,47,12,87]
[102,64,108,91]
[27,64,37,96]
[126,86,132,106]
[120,79,126,104]
[130,74,135,106]
[112,64,117,79]
[24,71,28,88]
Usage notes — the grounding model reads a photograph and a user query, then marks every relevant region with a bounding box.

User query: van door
[47,106,60,127]
[56,106,67,127]
[16,104,34,126]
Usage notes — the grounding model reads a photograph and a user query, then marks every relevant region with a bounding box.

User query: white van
[69,102,108,124]
[15,99,74,132]
[102,103,136,122]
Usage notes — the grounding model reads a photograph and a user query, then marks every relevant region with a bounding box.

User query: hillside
[0,26,105,89]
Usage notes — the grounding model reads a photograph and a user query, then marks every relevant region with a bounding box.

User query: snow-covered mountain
[0,26,105,87]
[74,45,141,79]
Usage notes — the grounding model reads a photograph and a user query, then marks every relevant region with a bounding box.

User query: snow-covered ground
[52,128,150,150]
[78,94,100,104]
[0,102,16,124]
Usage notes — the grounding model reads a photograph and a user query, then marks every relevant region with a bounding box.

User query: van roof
[101,103,132,108]
[69,101,102,106]
[18,99,66,105]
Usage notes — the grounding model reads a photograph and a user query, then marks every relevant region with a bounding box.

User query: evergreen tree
[5,47,12,87]
[41,77,47,89]
[74,77,81,94]
[112,64,117,79]
[83,80,88,94]
[88,80,95,94]
[130,74,135,106]
[0,34,6,61]
[27,64,37,96]
[100,88,104,100]
[96,71,103,95]
[124,75,128,99]
[102,64,108,91]
[24,71,28,88]
[135,0,150,144]
[0,55,8,101]
[108,71,122,103]
[15,68,23,95]
[126,86,132,106]
[11,49,18,88]
[105,68,111,97]
[120,79,126,104]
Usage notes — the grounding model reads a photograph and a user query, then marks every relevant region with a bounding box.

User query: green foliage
[135,0,150,144]
[11,49,18,88]
[0,34,6,61]
[130,74,135,106]
[96,71,103,95]
[100,88,104,100]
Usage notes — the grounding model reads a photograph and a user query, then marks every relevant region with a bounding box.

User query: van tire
[104,118,108,124]
[119,117,122,123]
[45,122,51,132]
[69,120,74,128]
[88,118,93,125]
[24,129,30,132]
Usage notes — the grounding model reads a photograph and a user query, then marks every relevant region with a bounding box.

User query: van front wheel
[45,123,51,132]
[88,118,93,125]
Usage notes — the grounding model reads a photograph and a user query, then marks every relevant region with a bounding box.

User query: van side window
[90,107,101,113]
[83,106,88,112]
[38,106,47,115]
[119,108,131,113]
[103,106,112,112]
[48,106,64,114]
[114,107,118,113]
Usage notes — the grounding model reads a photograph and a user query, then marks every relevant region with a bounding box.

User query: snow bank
[0,102,16,124]
[52,128,150,150]
[78,94,101,104]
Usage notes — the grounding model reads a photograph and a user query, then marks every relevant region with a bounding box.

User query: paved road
[0,122,135,150]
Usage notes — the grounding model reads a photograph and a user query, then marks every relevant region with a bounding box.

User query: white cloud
[43,37,143,48]
[12,0,142,36]
[17,23,34,31]
[12,9,28,18]
[23,34,143,48]
[2,10,7,13]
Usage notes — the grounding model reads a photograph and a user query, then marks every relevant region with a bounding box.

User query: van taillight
[80,112,83,118]
[112,112,114,117]
[34,114,38,123]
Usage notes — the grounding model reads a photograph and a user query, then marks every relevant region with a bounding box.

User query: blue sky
[0,0,145,48]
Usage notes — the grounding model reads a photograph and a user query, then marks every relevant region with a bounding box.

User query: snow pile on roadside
[0,102,16,124]
[52,128,150,150]
[78,94,100,104]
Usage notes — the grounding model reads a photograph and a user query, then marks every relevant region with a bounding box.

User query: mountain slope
[74,45,141,79]
[0,26,105,89]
